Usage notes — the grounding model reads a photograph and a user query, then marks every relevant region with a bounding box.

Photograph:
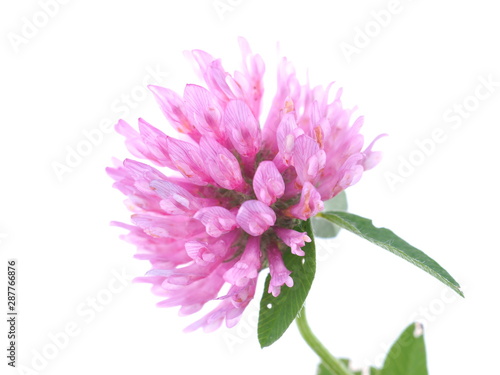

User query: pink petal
[136,118,174,168]
[287,182,324,220]
[223,100,261,160]
[267,244,294,297]
[148,85,198,137]
[188,49,214,79]
[156,264,227,314]
[253,161,285,206]
[223,236,261,287]
[183,84,225,143]
[262,58,301,152]
[293,135,326,185]
[150,179,200,215]
[185,239,229,266]
[275,228,311,256]
[166,137,212,185]
[236,200,276,236]
[204,60,235,103]
[276,113,304,166]
[194,206,239,237]
[132,214,204,239]
[199,136,246,191]
[362,134,387,170]
[235,37,265,117]
[115,120,155,163]
[337,160,364,191]
[184,279,256,333]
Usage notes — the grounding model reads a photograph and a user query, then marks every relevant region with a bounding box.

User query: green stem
[296,306,353,375]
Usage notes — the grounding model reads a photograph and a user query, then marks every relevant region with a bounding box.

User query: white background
[1,0,499,374]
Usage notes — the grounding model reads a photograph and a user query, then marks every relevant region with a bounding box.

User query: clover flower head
[108,37,383,332]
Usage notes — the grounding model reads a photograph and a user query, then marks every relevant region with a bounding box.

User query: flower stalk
[296,306,353,375]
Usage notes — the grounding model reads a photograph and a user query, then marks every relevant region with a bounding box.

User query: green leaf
[318,211,463,297]
[316,362,355,375]
[311,191,348,238]
[258,219,316,348]
[311,218,341,239]
[380,323,428,375]
[317,362,333,375]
